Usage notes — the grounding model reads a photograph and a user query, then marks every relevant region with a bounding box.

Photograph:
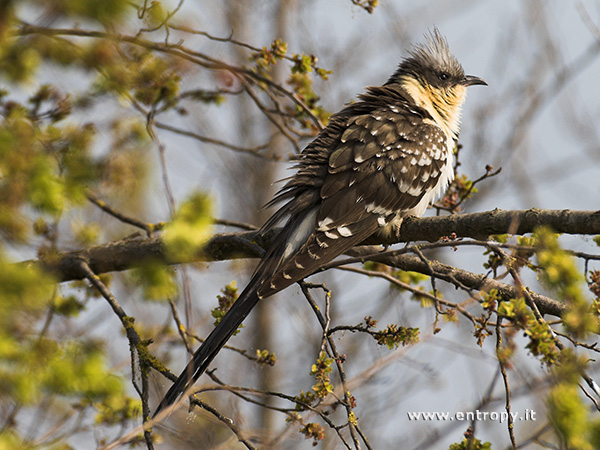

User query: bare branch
[32,208,600,286]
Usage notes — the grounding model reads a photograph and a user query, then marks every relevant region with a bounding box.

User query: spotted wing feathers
[258,98,449,295]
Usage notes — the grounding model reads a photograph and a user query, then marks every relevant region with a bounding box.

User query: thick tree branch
[392,208,600,243]
[27,208,598,318]
[33,208,600,283]
[343,248,565,317]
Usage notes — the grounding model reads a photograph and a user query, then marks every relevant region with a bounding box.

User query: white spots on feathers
[316,236,329,248]
[318,216,333,230]
[324,230,338,239]
[307,248,320,260]
[418,154,432,166]
[366,202,393,215]
[408,185,423,196]
[337,226,352,237]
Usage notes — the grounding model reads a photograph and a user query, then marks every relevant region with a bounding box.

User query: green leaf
[163,191,212,261]
[130,260,178,301]
[26,157,66,215]
[0,251,54,329]
[548,383,593,450]
[58,0,129,23]
[535,227,598,337]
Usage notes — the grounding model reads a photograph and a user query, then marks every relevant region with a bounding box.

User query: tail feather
[154,211,315,417]
[153,282,261,416]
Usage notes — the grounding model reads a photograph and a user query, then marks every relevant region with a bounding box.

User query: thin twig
[87,191,154,236]
[167,297,193,355]
[300,282,372,450]
[146,107,196,338]
[154,121,276,160]
[77,260,155,450]
[496,316,518,449]
[190,399,256,450]
[335,265,479,326]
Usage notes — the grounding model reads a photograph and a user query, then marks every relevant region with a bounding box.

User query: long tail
[153,280,262,417]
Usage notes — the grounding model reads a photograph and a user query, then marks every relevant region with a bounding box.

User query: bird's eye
[438,72,449,81]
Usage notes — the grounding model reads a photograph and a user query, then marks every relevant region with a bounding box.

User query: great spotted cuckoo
[155,29,486,416]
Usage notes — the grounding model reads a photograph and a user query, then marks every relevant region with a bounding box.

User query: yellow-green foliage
[0,249,125,411]
[0,102,98,240]
[535,227,598,337]
[390,268,431,305]
[0,43,41,83]
[92,50,181,107]
[130,259,178,301]
[71,220,101,246]
[0,252,54,329]
[498,297,560,364]
[44,0,129,23]
[448,438,491,450]
[300,422,326,446]
[390,269,430,288]
[163,191,212,261]
[95,395,141,426]
[0,431,30,450]
[211,282,242,334]
[292,351,335,409]
[310,351,333,399]
[52,294,85,317]
[375,324,420,349]
[0,337,124,406]
[545,351,600,448]
[548,383,598,450]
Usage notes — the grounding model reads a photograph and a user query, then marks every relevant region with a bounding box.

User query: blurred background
[2,1,600,449]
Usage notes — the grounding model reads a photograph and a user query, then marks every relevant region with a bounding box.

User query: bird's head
[387,28,486,139]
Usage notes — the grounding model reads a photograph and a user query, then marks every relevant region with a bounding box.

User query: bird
[154,28,486,416]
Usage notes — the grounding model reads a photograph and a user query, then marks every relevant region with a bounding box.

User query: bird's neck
[399,75,467,142]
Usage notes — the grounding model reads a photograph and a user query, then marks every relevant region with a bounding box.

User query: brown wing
[257,105,449,298]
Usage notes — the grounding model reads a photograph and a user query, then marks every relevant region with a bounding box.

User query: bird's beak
[462,75,487,87]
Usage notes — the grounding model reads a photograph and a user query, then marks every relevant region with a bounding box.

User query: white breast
[380,142,454,239]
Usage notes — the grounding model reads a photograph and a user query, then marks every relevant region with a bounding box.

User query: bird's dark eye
[438,72,449,81]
